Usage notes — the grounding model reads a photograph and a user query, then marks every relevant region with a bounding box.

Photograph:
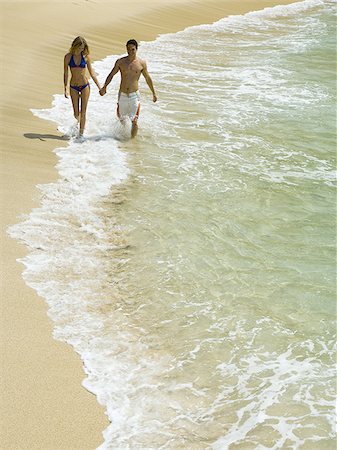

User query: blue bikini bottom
[70,83,89,93]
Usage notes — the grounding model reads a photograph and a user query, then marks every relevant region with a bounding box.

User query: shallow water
[9,0,336,448]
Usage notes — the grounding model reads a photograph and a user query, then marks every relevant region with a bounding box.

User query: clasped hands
[99,86,106,96]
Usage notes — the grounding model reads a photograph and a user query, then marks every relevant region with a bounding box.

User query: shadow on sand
[24,133,69,141]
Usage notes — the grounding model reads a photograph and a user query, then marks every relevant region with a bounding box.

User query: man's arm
[100,59,120,96]
[142,62,157,102]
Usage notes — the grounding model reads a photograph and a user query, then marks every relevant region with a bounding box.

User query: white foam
[212,335,336,449]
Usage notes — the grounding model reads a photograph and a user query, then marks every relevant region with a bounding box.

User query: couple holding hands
[64,36,157,138]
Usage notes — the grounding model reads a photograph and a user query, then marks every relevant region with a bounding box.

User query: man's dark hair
[126,39,138,49]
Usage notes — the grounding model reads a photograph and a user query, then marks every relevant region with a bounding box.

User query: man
[99,39,157,138]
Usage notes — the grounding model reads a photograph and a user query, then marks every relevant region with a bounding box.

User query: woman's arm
[64,54,70,98]
[86,55,101,90]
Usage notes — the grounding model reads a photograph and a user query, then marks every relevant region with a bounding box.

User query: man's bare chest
[121,60,143,76]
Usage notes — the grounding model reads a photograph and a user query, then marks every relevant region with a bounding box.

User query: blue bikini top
[69,53,86,68]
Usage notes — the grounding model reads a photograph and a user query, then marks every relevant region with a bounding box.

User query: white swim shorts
[117,91,141,122]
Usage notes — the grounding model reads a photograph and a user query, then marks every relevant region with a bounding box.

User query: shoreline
[0,0,295,448]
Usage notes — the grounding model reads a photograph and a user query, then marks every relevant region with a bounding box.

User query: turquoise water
[10,1,336,448]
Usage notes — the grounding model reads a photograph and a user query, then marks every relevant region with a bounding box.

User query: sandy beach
[0,0,295,448]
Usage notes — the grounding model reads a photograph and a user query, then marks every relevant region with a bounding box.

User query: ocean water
[9,0,336,449]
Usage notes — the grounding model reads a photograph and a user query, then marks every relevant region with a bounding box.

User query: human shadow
[24,133,70,141]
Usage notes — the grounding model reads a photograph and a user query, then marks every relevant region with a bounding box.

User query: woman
[64,36,101,136]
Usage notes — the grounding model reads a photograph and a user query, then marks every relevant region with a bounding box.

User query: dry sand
[0,0,295,448]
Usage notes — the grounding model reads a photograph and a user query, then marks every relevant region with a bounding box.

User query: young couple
[64,36,157,138]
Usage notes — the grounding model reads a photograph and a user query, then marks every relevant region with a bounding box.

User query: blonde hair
[69,36,89,56]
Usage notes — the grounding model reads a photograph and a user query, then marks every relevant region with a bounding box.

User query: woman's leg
[70,88,80,122]
[79,85,90,135]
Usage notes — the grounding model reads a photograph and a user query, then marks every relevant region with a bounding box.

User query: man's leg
[131,99,140,139]
[131,118,138,138]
